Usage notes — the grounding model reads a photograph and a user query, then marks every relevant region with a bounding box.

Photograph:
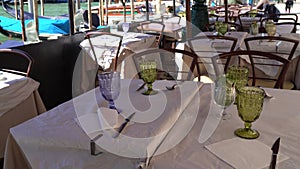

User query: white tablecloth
[0,72,46,158]
[5,83,300,168]
[72,32,156,97]
[150,85,300,168]
[4,79,202,169]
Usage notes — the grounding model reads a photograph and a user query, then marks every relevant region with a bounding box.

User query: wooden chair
[205,21,243,32]
[244,36,298,89]
[131,48,199,81]
[0,48,33,76]
[163,14,182,49]
[237,11,263,32]
[244,36,299,61]
[187,35,238,81]
[259,16,298,33]
[85,31,123,71]
[212,50,291,89]
[140,21,165,48]
[84,31,123,86]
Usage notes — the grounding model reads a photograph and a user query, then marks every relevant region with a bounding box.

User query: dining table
[149,85,300,169]
[0,71,46,159]
[3,79,203,169]
[136,22,184,46]
[72,32,157,97]
[136,22,183,35]
[4,79,300,168]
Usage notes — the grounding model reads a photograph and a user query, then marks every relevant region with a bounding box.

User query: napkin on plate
[205,138,289,169]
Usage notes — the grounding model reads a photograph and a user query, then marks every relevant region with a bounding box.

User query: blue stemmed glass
[98,71,121,112]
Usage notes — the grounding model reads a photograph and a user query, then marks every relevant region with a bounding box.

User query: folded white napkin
[76,107,125,135]
[205,138,289,169]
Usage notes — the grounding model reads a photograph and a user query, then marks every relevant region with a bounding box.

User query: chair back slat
[0,48,33,77]
[212,50,290,89]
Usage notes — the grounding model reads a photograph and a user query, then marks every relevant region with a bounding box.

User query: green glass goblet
[234,86,264,139]
[218,22,228,36]
[249,9,258,18]
[226,65,249,90]
[250,22,258,35]
[140,62,158,95]
[265,21,276,37]
[214,21,222,35]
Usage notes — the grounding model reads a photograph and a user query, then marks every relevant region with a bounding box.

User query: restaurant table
[136,22,183,45]
[4,81,300,168]
[72,32,156,96]
[136,22,183,34]
[148,85,300,168]
[0,71,46,159]
[4,79,202,169]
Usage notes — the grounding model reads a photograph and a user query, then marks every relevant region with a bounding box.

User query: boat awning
[0,16,70,35]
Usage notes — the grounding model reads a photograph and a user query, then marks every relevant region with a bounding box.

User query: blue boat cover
[0,16,70,34]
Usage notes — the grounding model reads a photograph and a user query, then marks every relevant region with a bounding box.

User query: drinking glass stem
[108,100,117,110]
[222,109,228,116]
[244,122,252,130]
[147,83,153,92]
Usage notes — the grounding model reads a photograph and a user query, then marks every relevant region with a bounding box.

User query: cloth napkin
[76,107,127,136]
[205,138,289,169]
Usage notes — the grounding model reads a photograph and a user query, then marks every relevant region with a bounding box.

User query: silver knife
[269,137,280,169]
[113,112,136,138]
[136,83,146,91]
[275,41,282,52]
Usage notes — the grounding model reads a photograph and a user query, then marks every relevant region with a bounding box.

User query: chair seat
[248,79,294,89]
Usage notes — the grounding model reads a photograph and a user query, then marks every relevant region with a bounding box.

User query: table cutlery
[275,41,282,52]
[90,133,103,156]
[136,82,146,91]
[165,81,184,90]
[166,83,178,90]
[113,112,136,138]
[269,137,280,169]
[259,87,273,99]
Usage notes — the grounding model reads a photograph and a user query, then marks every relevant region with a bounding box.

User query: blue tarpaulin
[0,16,70,34]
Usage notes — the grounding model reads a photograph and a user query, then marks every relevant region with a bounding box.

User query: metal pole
[14,0,18,19]
[186,0,191,39]
[33,0,39,36]
[224,0,228,22]
[68,0,75,35]
[105,0,109,25]
[186,0,191,22]
[173,0,176,15]
[28,0,34,14]
[19,0,26,41]
[88,0,92,29]
[99,0,104,25]
[76,0,80,11]
[131,0,134,20]
[146,0,149,21]
[41,0,44,16]
[120,0,126,22]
